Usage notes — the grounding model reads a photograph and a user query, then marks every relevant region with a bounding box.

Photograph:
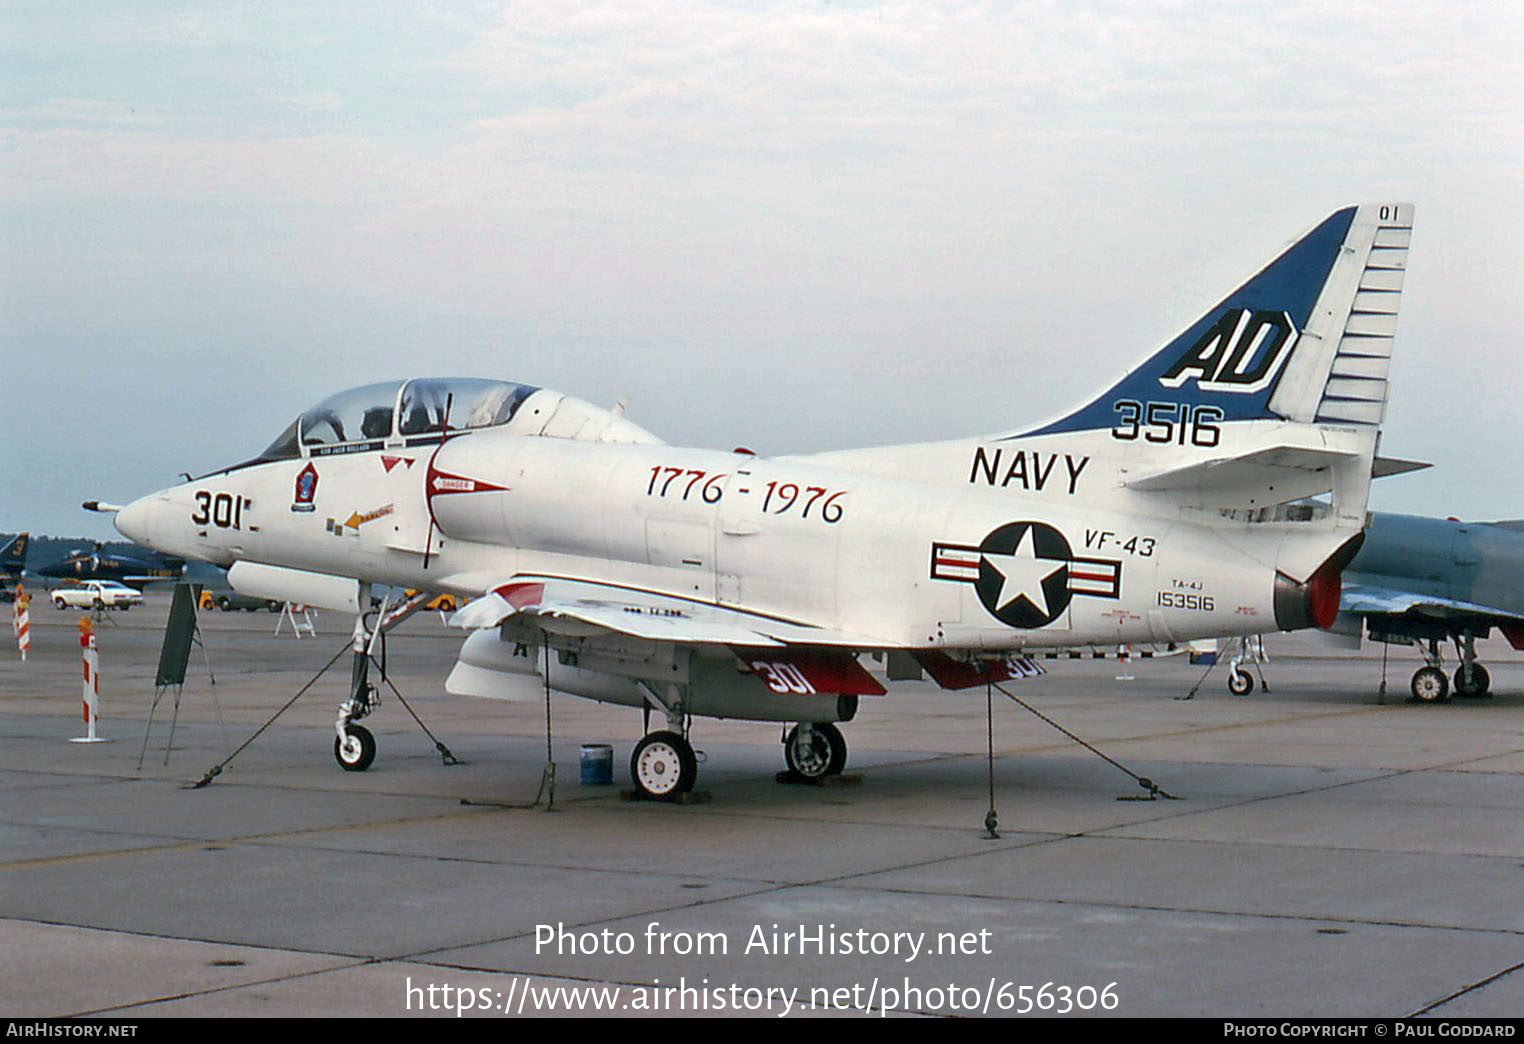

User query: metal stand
[140,584,222,767]
[276,603,317,638]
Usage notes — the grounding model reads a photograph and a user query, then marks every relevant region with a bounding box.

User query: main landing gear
[629,681,700,800]
[627,682,851,799]
[630,731,697,798]
[1409,634,1492,703]
[1224,635,1267,697]
[783,722,847,781]
[1455,661,1490,699]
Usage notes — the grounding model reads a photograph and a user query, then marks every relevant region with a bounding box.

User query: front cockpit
[249,377,660,469]
[117,376,664,565]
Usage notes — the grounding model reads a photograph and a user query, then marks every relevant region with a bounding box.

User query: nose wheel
[334,724,376,771]
[630,731,697,800]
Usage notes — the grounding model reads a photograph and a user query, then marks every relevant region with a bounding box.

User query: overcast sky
[3,1,1520,539]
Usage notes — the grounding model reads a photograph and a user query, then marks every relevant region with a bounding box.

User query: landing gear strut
[331,592,433,771]
[630,681,699,800]
[334,615,381,770]
[1224,635,1267,697]
[1452,634,1491,698]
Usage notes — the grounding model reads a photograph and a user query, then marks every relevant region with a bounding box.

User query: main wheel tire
[1411,666,1450,703]
[54,597,66,609]
[784,722,847,779]
[1227,667,1255,697]
[1454,663,1490,698]
[217,596,233,611]
[630,731,697,799]
[334,724,376,771]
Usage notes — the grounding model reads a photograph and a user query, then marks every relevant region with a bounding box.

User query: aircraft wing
[1342,581,1524,624]
[449,576,885,649]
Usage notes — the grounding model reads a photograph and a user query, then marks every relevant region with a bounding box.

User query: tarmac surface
[4,592,1524,1018]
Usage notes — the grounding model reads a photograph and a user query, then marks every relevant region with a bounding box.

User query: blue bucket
[580,743,614,785]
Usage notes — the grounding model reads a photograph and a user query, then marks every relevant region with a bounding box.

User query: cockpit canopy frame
[258,378,541,462]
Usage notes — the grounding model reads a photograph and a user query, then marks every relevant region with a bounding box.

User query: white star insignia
[982,527,1066,617]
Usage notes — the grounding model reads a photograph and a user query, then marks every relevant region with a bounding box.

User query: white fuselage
[119,427,1330,650]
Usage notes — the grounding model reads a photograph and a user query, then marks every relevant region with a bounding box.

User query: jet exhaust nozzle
[1273,532,1364,632]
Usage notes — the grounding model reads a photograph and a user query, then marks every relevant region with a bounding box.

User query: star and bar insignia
[932,521,1121,628]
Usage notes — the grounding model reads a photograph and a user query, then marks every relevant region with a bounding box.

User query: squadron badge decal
[291,463,319,513]
[932,521,1121,628]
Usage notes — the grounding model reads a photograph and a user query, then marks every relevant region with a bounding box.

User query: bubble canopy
[258,378,540,460]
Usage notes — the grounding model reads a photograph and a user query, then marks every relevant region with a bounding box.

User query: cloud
[3,1,1524,530]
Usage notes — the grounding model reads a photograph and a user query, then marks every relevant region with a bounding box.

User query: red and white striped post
[71,617,107,743]
[11,588,27,662]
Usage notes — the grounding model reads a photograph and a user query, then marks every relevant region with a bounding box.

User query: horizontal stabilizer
[1372,456,1431,479]
[1124,445,1357,493]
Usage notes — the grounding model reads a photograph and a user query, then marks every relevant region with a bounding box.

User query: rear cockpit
[250,377,660,468]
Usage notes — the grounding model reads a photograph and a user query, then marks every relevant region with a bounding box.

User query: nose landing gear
[335,723,375,771]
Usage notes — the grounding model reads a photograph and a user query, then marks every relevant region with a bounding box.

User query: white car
[53,580,143,611]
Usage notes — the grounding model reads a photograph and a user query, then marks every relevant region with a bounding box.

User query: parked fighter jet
[36,542,185,588]
[109,203,1414,797]
[0,532,28,600]
[1335,513,1524,700]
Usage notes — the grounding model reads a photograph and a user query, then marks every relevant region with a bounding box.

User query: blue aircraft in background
[1335,512,1524,701]
[0,533,27,600]
[35,543,185,588]
[1228,511,1524,701]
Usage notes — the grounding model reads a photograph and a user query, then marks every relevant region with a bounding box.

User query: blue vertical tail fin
[1024,204,1413,438]
[0,532,28,576]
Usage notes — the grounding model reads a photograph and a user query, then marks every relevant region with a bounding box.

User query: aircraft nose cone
[115,495,158,549]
